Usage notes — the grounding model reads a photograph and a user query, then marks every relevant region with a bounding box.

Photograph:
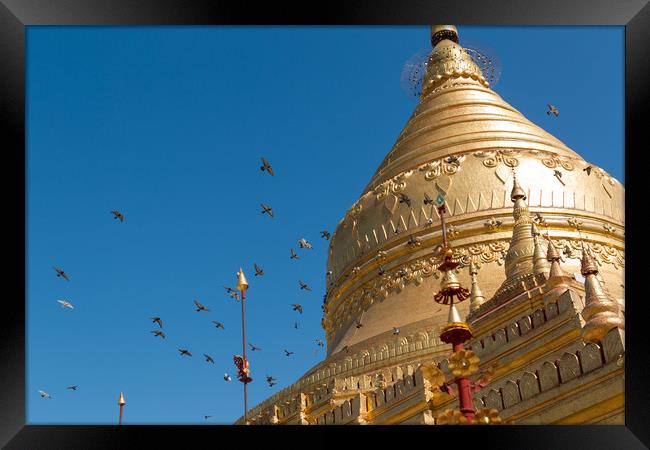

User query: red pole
[119,404,123,425]
[241,289,248,425]
[452,342,475,423]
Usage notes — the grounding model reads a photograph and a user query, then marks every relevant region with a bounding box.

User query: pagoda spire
[531,223,551,277]
[546,238,566,278]
[502,171,535,281]
[579,245,624,343]
[468,262,486,313]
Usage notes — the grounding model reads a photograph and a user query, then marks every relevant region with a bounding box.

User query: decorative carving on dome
[541,154,574,171]
[566,217,583,229]
[324,241,511,334]
[473,149,519,168]
[342,201,363,230]
[374,170,414,201]
[417,157,462,181]
[553,239,624,270]
[484,217,503,232]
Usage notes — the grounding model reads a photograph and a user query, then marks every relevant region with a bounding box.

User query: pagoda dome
[322,26,624,356]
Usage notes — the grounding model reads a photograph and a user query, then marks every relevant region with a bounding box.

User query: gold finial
[469,262,486,312]
[430,25,459,47]
[531,223,551,277]
[580,246,624,343]
[510,172,527,201]
[546,238,566,278]
[237,268,249,292]
[118,392,125,406]
[580,245,599,276]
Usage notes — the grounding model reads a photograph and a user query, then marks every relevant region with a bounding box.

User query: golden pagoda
[237,26,624,425]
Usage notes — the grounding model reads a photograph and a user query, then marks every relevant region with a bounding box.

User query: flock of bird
[44,156,334,420]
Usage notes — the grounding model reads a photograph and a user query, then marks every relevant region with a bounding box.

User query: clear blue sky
[26,26,623,424]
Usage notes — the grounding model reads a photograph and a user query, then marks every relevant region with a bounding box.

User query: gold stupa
[322,25,623,355]
[238,26,624,425]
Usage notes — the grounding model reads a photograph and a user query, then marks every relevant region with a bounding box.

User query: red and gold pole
[118,392,125,425]
[237,268,250,424]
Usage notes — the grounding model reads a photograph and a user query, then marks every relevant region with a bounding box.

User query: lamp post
[236,268,250,424]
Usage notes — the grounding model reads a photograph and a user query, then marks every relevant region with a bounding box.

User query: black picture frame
[1,0,647,448]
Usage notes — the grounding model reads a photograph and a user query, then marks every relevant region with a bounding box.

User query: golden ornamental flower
[436,409,467,425]
[474,408,502,425]
[420,364,446,389]
[449,349,480,378]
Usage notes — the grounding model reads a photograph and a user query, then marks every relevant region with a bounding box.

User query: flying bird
[316,339,325,347]
[254,263,264,276]
[398,193,412,207]
[298,238,313,249]
[212,321,225,330]
[546,103,559,117]
[249,343,262,351]
[223,285,236,294]
[553,169,565,185]
[393,327,400,335]
[261,203,274,217]
[584,165,593,176]
[53,266,70,281]
[284,349,294,357]
[57,300,74,309]
[298,280,312,291]
[66,386,78,391]
[326,270,333,276]
[290,248,300,260]
[194,300,210,312]
[355,320,363,329]
[445,155,461,165]
[204,415,212,420]
[320,230,331,240]
[229,291,241,301]
[292,304,303,314]
[266,375,277,387]
[179,349,192,357]
[423,192,435,205]
[378,266,386,276]
[150,317,163,328]
[260,157,275,176]
[110,210,125,222]
[224,373,232,382]
[203,354,215,364]
[39,390,52,399]
[151,330,166,339]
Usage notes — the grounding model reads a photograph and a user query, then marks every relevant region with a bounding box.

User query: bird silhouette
[320,230,331,240]
[260,157,274,176]
[355,320,363,329]
[298,238,313,249]
[204,415,212,420]
[584,165,593,176]
[151,330,166,339]
[57,300,74,309]
[284,349,294,357]
[316,339,325,347]
[407,235,421,247]
[423,192,435,205]
[203,354,215,364]
[298,280,312,291]
[399,193,412,207]
[110,210,125,222]
[378,266,386,276]
[224,373,232,381]
[39,390,52,399]
[179,349,192,357]
[266,375,277,387]
[229,291,241,301]
[290,248,300,260]
[66,386,78,391]
[223,285,236,294]
[150,317,163,328]
[261,203,274,217]
[53,266,70,281]
[194,300,210,312]
[393,327,400,335]
[445,155,461,165]
[212,321,225,330]
[546,103,559,117]
[249,343,262,351]
[292,304,303,314]
[254,263,264,276]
